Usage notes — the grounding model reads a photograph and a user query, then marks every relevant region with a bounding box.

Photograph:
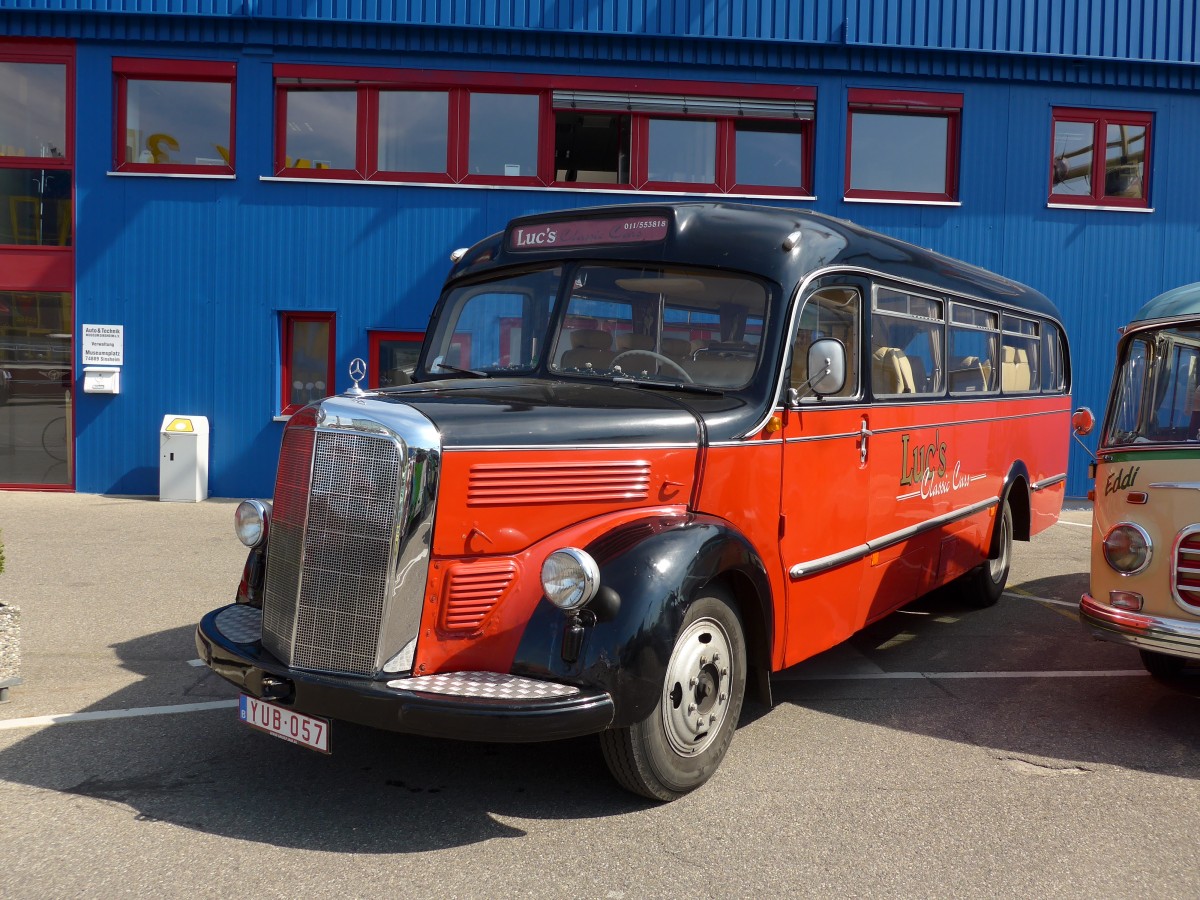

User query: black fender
[999,461,1033,544]
[511,513,773,729]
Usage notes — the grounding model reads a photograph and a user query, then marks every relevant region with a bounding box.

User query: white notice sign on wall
[82,324,125,366]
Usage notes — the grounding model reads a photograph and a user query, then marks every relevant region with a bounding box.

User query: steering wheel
[611,350,693,383]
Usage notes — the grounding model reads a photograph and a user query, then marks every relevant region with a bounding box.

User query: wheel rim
[660,616,734,757]
[988,509,1012,583]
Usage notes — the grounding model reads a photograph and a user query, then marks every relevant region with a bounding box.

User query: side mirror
[807,338,847,397]
[1071,407,1095,436]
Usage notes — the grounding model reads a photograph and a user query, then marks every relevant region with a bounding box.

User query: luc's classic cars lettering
[898,430,983,500]
[508,216,669,251]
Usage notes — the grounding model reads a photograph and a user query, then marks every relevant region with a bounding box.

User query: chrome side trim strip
[1032,474,1067,491]
[789,497,999,579]
[1149,482,1200,491]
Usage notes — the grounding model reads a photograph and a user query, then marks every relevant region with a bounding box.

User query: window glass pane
[468,94,538,177]
[0,168,70,246]
[850,112,949,194]
[792,287,860,401]
[285,91,357,170]
[554,111,630,183]
[0,62,66,159]
[1104,123,1146,199]
[1041,327,1065,392]
[378,91,448,173]
[1051,120,1093,196]
[735,122,804,188]
[375,338,421,388]
[648,119,716,183]
[0,290,73,486]
[949,326,998,393]
[125,80,231,166]
[1105,328,1200,444]
[287,319,331,408]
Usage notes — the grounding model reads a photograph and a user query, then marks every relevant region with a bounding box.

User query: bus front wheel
[599,590,747,802]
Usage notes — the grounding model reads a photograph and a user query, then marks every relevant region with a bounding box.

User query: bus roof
[1130,282,1200,324]
[449,201,1060,320]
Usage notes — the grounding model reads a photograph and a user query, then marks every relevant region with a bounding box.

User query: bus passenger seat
[1001,346,1032,392]
[872,347,916,394]
[661,337,692,361]
[950,356,985,392]
[683,355,755,387]
[615,333,654,352]
[561,329,615,370]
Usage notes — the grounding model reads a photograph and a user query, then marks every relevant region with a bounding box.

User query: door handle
[858,419,871,465]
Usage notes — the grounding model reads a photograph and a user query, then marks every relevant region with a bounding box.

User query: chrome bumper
[1079,593,1200,661]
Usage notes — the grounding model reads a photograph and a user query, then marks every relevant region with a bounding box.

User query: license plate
[239,694,331,754]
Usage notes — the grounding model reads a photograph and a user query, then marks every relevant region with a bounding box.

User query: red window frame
[0,39,75,261]
[844,88,962,203]
[281,311,336,416]
[271,66,815,196]
[367,329,424,389]
[113,58,236,175]
[1048,107,1152,209]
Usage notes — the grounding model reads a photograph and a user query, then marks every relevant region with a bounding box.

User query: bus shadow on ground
[0,625,649,853]
[769,571,1200,780]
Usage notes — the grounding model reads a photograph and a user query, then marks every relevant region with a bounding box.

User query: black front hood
[362,378,737,448]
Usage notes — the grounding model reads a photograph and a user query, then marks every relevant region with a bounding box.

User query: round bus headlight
[541,548,600,611]
[234,499,271,549]
[1102,523,1152,575]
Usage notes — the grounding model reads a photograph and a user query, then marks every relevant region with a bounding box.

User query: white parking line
[1004,590,1077,609]
[780,669,1147,681]
[0,699,238,732]
[1056,520,1092,529]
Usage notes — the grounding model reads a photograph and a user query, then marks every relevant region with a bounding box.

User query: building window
[1050,108,1151,209]
[271,67,814,195]
[845,89,962,203]
[281,312,335,415]
[1,50,72,247]
[114,59,235,174]
[378,91,450,177]
[368,329,423,388]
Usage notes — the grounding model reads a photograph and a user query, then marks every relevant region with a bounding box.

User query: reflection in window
[0,168,71,246]
[554,112,630,184]
[370,331,423,388]
[0,290,74,486]
[0,62,67,159]
[648,119,716,184]
[1050,109,1151,207]
[871,288,945,396]
[124,80,232,167]
[378,91,448,174]
[948,304,999,394]
[282,312,334,414]
[1105,328,1200,445]
[468,94,538,177]
[285,91,357,170]
[849,112,949,195]
[792,287,860,400]
[735,122,805,189]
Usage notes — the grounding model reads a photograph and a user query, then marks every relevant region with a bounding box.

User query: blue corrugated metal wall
[7,2,1200,496]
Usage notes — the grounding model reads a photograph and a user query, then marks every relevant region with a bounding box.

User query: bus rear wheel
[958,500,1013,608]
[599,590,747,802]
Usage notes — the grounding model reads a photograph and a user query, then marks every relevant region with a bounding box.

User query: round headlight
[541,548,600,611]
[1103,523,1152,575]
[234,499,271,549]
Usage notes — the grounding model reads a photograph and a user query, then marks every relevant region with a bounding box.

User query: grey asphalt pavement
[1,493,1198,899]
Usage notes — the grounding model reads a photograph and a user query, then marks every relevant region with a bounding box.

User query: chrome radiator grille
[262,425,404,676]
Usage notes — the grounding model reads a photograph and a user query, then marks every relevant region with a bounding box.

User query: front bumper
[1079,593,1200,661]
[195,604,615,743]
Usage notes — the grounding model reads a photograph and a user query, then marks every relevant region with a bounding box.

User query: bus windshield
[1105,325,1200,446]
[423,263,770,390]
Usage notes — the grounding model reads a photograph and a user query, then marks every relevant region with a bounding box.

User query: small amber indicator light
[1126,492,1148,505]
[1087,489,1096,501]
[766,415,783,434]
[1109,591,1144,611]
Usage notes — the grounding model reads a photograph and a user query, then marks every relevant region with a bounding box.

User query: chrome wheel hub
[661,617,734,757]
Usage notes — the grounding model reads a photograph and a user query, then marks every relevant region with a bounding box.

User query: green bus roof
[1131,282,1200,323]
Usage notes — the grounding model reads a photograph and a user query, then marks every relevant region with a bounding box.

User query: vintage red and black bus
[196,202,1071,800]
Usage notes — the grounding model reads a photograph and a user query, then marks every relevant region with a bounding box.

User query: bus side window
[790,286,860,400]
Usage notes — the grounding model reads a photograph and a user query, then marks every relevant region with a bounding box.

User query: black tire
[957,499,1013,609]
[599,589,747,802]
[1139,649,1188,681]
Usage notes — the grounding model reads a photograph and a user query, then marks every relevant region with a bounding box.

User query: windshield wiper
[431,363,491,379]
[610,376,724,396]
